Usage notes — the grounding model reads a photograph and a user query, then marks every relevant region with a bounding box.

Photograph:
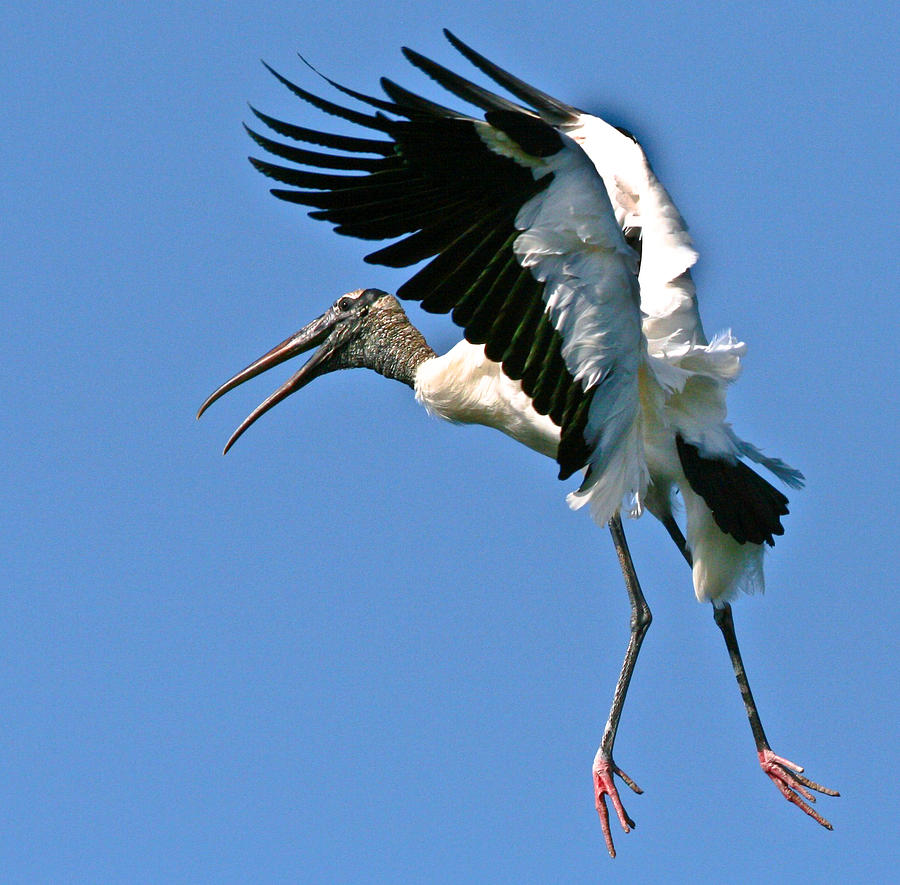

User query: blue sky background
[4,2,898,881]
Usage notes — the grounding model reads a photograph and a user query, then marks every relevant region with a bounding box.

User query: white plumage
[416,113,801,602]
[415,342,560,459]
[199,30,838,856]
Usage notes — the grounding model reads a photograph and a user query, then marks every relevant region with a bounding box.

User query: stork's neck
[370,315,436,388]
[336,298,435,388]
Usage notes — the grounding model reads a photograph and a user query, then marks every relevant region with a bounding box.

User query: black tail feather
[676,436,788,546]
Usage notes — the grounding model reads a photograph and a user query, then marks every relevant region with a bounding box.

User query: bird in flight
[199,30,838,855]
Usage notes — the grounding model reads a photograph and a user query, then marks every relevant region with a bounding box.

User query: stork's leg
[659,513,838,825]
[713,602,839,829]
[659,513,691,565]
[593,513,651,858]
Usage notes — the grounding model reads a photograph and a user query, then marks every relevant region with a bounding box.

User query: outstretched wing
[440,30,702,350]
[247,33,646,523]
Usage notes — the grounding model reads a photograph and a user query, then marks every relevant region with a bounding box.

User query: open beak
[197,307,352,454]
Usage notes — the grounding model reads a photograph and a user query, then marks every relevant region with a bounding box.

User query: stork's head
[197,288,432,453]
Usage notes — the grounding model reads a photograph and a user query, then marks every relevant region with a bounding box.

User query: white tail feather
[682,485,765,602]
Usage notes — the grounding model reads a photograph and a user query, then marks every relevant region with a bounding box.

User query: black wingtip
[441,28,580,125]
[442,29,465,51]
[257,60,393,132]
[296,51,400,114]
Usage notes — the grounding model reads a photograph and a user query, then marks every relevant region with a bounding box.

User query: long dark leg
[659,512,691,565]
[593,513,651,858]
[661,511,838,827]
[714,602,838,828]
[600,514,653,760]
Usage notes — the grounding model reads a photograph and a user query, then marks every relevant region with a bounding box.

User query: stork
[198,31,838,855]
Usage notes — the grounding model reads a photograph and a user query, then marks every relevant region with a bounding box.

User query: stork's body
[415,335,790,603]
[416,342,559,459]
[199,31,837,855]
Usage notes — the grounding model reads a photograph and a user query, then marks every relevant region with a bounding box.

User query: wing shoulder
[565,113,703,347]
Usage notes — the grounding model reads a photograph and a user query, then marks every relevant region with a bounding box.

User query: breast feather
[415,341,560,459]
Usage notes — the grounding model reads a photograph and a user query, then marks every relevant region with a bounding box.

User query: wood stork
[198,31,838,855]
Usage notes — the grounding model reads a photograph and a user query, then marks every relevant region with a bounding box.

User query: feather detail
[513,143,646,525]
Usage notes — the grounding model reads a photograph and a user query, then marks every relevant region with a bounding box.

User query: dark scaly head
[197,288,433,453]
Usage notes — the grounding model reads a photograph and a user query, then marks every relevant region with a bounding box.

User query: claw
[593,756,641,858]
[758,748,839,830]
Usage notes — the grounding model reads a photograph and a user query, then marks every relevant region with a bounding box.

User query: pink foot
[758,748,839,830]
[593,753,642,858]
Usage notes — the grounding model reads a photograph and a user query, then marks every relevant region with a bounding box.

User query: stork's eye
[338,296,355,312]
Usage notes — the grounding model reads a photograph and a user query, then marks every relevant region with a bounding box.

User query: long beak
[197,308,351,454]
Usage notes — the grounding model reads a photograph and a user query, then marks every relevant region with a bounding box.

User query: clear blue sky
[4,2,898,881]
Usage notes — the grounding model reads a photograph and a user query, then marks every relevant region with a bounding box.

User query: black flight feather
[443,30,579,125]
[244,125,391,172]
[249,105,394,155]
[251,49,598,481]
[262,62,393,132]
[401,47,530,116]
